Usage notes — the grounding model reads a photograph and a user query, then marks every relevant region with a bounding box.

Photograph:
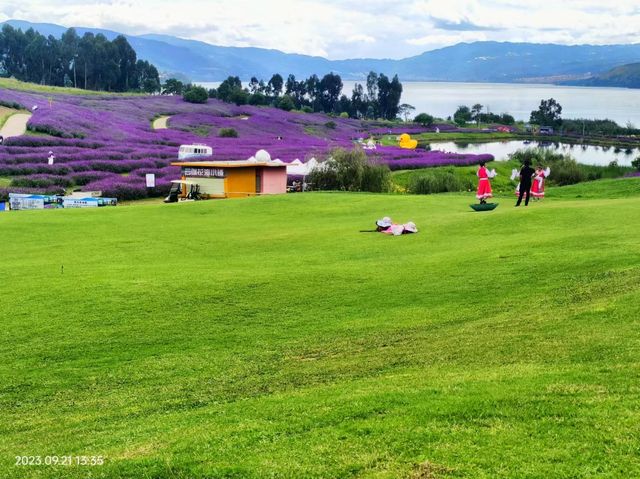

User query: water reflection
[429,140,637,166]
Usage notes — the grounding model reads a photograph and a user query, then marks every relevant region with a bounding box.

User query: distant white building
[178,144,213,160]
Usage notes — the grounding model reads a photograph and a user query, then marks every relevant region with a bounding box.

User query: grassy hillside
[0,78,144,96]
[565,62,640,89]
[1,183,640,478]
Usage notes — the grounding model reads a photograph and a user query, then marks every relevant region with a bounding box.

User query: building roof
[171,160,287,168]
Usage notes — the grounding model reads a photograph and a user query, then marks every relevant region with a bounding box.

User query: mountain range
[562,63,640,88]
[3,19,640,86]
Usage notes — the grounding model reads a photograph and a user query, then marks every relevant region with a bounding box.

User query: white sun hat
[404,221,418,233]
[376,216,392,228]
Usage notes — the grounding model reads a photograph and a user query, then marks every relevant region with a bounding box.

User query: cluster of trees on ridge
[0,25,160,92]
[452,104,516,126]
[166,71,403,121]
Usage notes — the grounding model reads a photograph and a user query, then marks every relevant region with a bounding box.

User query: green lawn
[1,182,640,478]
[392,160,521,193]
[0,78,145,96]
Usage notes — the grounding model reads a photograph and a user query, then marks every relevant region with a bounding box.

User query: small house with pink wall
[170,158,288,199]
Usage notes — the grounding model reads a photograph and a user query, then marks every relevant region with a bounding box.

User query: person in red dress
[476,161,495,204]
[531,166,550,200]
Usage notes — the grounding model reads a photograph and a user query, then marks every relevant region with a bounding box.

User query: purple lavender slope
[0,89,493,199]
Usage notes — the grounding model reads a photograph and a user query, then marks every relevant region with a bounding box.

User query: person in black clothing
[515,159,535,206]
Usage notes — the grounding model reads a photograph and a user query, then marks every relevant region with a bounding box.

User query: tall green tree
[113,35,137,91]
[319,72,342,113]
[162,78,184,95]
[0,26,159,92]
[453,105,472,126]
[268,73,284,97]
[530,98,563,127]
[351,83,366,118]
[398,103,415,122]
[471,103,483,126]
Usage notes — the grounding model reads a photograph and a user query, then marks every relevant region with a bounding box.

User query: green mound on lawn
[1,183,640,478]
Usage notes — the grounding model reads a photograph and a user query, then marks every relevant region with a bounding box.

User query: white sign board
[62,198,99,208]
[145,173,156,188]
[183,167,225,178]
[8,194,45,210]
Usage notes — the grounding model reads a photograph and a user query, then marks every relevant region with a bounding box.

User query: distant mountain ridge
[562,62,640,88]
[3,19,640,85]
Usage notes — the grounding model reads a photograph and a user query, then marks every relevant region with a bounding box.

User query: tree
[0,25,158,92]
[338,94,352,116]
[217,76,243,102]
[183,85,208,103]
[414,113,434,127]
[277,95,295,111]
[530,98,563,127]
[500,113,515,125]
[305,74,320,110]
[453,105,472,126]
[60,28,79,87]
[471,103,483,126]
[162,78,184,95]
[248,76,260,93]
[377,74,402,120]
[248,91,269,105]
[285,74,297,96]
[366,71,378,102]
[135,60,160,93]
[398,103,415,122]
[113,35,137,91]
[318,72,342,113]
[268,73,284,97]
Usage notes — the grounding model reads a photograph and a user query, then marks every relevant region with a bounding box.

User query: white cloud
[345,34,376,44]
[1,0,639,58]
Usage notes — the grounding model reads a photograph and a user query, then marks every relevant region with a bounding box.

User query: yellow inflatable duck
[398,133,418,149]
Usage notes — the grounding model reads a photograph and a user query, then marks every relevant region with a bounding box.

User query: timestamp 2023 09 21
[15,455,105,467]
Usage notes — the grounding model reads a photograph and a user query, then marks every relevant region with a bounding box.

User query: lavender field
[0,88,493,200]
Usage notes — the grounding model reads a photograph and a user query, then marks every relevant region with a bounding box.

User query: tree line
[168,71,403,121]
[0,25,160,92]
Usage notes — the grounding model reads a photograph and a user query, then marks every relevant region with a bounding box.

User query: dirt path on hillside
[152,115,170,130]
[0,112,31,138]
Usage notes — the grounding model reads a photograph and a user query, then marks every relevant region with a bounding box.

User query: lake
[427,140,638,166]
[200,81,640,127]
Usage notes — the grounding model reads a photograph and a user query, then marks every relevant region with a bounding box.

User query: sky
[1,0,640,59]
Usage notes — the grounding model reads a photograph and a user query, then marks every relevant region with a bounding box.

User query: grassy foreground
[1,182,640,478]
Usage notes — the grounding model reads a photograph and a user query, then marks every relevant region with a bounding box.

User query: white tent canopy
[286,157,318,176]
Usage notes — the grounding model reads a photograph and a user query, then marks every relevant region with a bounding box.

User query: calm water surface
[341,81,640,126]
[429,140,638,166]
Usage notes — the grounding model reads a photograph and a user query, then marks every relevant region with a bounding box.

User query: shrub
[0,100,24,110]
[510,148,585,186]
[324,121,337,129]
[218,128,238,138]
[408,169,469,195]
[10,175,72,188]
[632,157,640,171]
[183,86,209,104]
[308,148,391,193]
[414,113,434,127]
[249,92,269,106]
[277,95,295,111]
